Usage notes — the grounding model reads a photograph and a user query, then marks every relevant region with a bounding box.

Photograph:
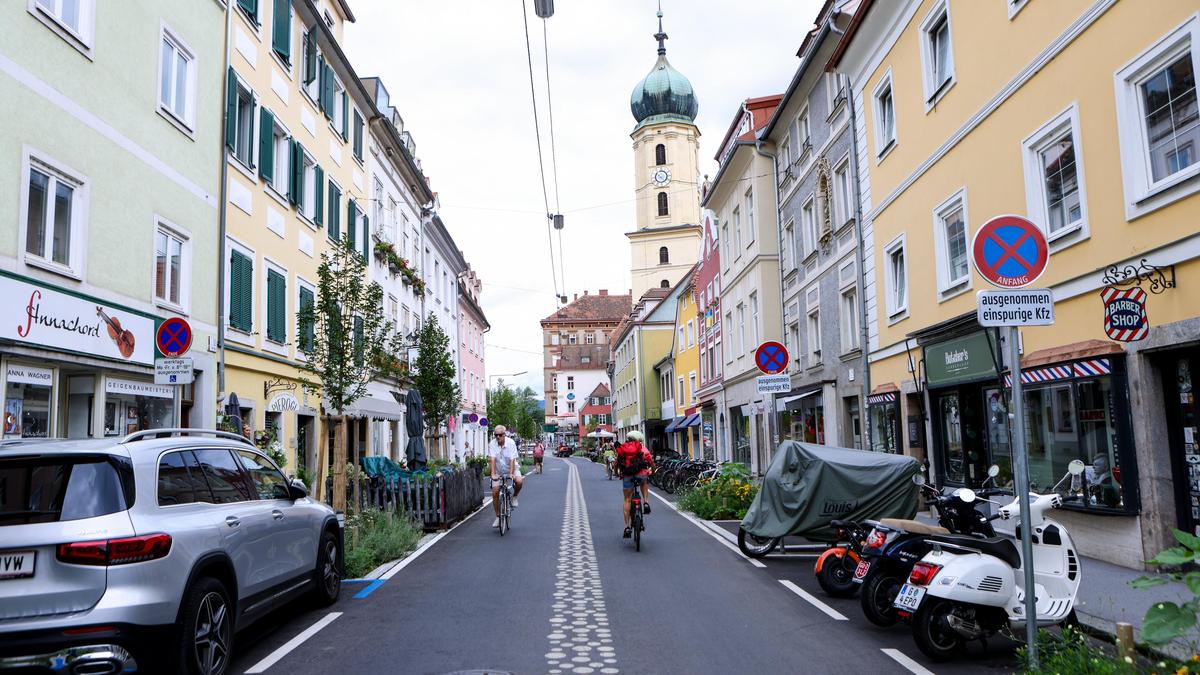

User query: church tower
[627,6,702,300]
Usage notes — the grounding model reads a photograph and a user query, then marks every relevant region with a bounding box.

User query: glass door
[939,393,966,483]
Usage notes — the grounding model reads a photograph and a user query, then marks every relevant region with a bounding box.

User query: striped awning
[663,416,687,433]
[867,392,897,405]
[683,413,702,428]
[1003,358,1112,386]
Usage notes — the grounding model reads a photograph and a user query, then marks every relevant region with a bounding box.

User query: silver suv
[0,429,343,675]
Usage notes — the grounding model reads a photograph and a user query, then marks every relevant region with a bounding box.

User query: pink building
[695,210,725,460]
[458,265,489,457]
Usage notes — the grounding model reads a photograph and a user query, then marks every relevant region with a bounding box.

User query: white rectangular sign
[154,358,194,385]
[107,377,174,399]
[0,274,156,365]
[976,289,1055,327]
[5,364,53,386]
[756,374,791,395]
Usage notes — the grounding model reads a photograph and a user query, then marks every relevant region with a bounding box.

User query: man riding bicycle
[489,425,523,528]
[602,443,616,479]
[616,431,654,538]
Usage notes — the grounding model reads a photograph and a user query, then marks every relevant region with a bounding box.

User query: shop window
[4,364,53,438]
[869,400,900,453]
[104,378,174,436]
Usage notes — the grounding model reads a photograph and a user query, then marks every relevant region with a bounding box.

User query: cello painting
[96,306,136,359]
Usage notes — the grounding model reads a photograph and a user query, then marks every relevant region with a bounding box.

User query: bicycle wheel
[633,512,642,551]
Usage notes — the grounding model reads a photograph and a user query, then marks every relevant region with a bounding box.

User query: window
[736,303,745,356]
[801,196,816,257]
[745,188,755,245]
[686,321,695,348]
[873,71,897,158]
[658,246,669,264]
[567,401,575,414]
[721,223,730,265]
[22,153,84,276]
[30,0,94,50]
[228,246,254,333]
[193,449,253,504]
[550,333,559,346]
[677,377,684,403]
[236,0,259,25]
[833,158,852,227]
[788,323,800,366]
[782,221,795,270]
[780,136,792,175]
[226,70,256,168]
[920,1,955,105]
[657,191,669,216]
[749,293,759,347]
[154,226,186,308]
[798,107,811,152]
[585,333,595,344]
[259,109,290,195]
[567,376,574,391]
[884,235,908,318]
[934,189,970,294]
[568,333,577,345]
[678,326,686,353]
[733,206,742,252]
[158,28,196,129]
[352,110,364,162]
[807,307,821,362]
[689,373,696,400]
[265,267,287,345]
[660,279,670,288]
[236,450,289,500]
[655,143,666,165]
[326,180,342,240]
[1022,106,1088,241]
[826,73,843,111]
[331,75,347,139]
[158,451,210,506]
[300,151,321,223]
[841,287,859,351]
[302,30,320,99]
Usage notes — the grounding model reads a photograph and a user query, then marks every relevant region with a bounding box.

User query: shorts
[534,455,543,464]
[622,475,648,489]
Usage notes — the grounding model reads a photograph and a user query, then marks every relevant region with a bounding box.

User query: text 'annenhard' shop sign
[0,273,156,366]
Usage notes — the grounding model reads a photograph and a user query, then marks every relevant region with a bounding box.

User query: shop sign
[6,364,53,386]
[1102,286,1149,342]
[924,332,998,387]
[0,273,156,365]
[154,358,193,385]
[106,377,173,399]
[268,392,300,412]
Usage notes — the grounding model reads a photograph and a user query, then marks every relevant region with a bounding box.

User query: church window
[655,144,666,165]
[657,191,669,216]
[659,246,669,264]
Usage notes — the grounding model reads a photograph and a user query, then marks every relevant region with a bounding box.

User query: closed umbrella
[405,388,426,469]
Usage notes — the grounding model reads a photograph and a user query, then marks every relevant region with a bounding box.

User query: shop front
[867,391,901,454]
[1157,346,1200,537]
[923,330,1002,487]
[700,406,716,460]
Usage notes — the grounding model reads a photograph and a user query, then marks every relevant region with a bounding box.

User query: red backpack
[617,441,648,477]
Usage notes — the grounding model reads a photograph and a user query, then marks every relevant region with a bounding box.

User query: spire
[654,1,668,56]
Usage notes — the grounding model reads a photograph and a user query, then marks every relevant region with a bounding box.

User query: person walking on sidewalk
[489,425,523,528]
[532,441,544,474]
[616,431,654,538]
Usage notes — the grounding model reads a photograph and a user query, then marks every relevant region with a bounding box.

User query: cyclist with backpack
[616,431,655,538]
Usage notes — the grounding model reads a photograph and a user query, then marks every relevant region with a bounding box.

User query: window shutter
[267,269,285,343]
[328,183,341,240]
[352,110,363,160]
[272,0,291,62]
[225,67,237,149]
[237,0,257,23]
[340,93,348,138]
[362,214,370,259]
[231,250,253,332]
[299,286,314,352]
[318,57,330,118]
[258,108,274,182]
[287,140,298,205]
[353,316,364,367]
[347,199,357,249]
[314,165,324,226]
[249,92,259,169]
[303,31,317,85]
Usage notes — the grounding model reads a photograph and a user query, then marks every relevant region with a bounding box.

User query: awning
[325,395,404,421]
[663,416,686,433]
[684,413,702,428]
[784,389,822,411]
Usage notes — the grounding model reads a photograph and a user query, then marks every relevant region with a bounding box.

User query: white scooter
[894,460,1086,661]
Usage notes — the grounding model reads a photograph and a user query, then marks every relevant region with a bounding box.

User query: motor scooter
[895,460,1086,661]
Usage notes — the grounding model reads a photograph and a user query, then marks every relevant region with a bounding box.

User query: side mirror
[954,488,977,503]
[988,464,1000,478]
[289,478,309,500]
[1067,459,1086,476]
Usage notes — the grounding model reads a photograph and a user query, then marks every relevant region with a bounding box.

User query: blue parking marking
[353,579,386,599]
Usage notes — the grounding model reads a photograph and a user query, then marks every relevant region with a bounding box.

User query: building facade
[1,0,224,440]
[458,265,489,458]
[694,210,727,461]
[703,96,784,474]
[610,287,676,449]
[666,267,702,457]
[578,383,613,435]
[831,0,1200,568]
[422,212,465,458]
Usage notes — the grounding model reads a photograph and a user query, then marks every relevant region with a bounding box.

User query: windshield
[0,455,133,525]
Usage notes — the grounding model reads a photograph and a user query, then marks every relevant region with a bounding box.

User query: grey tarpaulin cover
[405,388,426,466]
[740,441,921,540]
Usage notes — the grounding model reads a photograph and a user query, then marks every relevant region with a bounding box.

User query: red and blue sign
[155,317,192,357]
[971,215,1048,289]
[754,341,789,375]
[1101,287,1149,342]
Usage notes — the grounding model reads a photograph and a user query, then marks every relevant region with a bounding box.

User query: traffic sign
[754,341,789,375]
[756,374,790,395]
[155,357,194,385]
[155,317,193,357]
[971,215,1048,289]
[976,289,1055,327]
[1101,287,1149,341]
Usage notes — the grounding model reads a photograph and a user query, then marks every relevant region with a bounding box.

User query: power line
[486,343,546,356]
[542,18,568,296]
[520,0,561,305]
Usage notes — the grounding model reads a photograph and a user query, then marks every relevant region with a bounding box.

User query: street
[230,457,1021,675]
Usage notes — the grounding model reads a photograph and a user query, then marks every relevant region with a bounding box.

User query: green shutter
[340,93,348,139]
[249,93,259,169]
[237,0,257,23]
[313,165,324,226]
[272,0,291,62]
[347,200,357,249]
[303,31,317,85]
[320,60,333,119]
[258,108,274,182]
[352,110,363,159]
[353,316,364,367]
[362,214,370,258]
[299,286,314,352]
[328,184,341,240]
[230,250,253,332]
[225,67,237,150]
[267,269,285,343]
[286,140,298,205]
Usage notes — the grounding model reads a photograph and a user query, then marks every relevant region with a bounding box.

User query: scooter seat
[928,534,1021,569]
[879,518,950,535]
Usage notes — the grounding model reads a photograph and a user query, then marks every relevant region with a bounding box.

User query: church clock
[652,168,672,187]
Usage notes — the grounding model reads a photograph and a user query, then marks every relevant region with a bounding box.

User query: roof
[630,9,699,130]
[713,95,784,160]
[826,0,873,70]
[554,344,609,371]
[587,383,611,397]
[541,292,632,325]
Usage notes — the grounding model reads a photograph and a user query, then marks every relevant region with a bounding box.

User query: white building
[422,212,466,459]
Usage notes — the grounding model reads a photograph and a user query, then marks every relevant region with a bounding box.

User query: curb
[1077,611,1195,662]
[359,532,440,580]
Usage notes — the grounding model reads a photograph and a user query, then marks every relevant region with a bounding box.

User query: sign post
[754,341,790,461]
[972,215,1049,667]
[154,317,194,386]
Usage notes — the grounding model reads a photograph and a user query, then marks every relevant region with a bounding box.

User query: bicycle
[630,488,645,551]
[494,475,514,536]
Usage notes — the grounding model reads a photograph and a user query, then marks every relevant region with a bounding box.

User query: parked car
[554,444,573,458]
[0,429,344,675]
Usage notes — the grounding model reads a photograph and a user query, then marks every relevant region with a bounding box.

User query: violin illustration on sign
[96,306,136,359]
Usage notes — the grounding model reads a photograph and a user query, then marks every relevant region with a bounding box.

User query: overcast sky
[346,0,823,397]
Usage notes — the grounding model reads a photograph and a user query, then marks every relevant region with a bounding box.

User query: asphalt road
[229,456,1025,675]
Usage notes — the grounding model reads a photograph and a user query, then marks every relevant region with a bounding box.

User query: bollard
[1116,622,1135,663]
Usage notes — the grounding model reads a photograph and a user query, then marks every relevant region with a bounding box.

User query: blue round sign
[478,417,489,427]
[754,341,789,375]
[155,317,192,357]
[566,393,575,401]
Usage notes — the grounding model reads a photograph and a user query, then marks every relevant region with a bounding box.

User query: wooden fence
[325,466,485,530]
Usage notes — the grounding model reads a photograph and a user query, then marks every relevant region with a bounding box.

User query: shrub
[677,464,758,520]
[1018,627,1136,675]
[465,455,489,472]
[343,510,423,579]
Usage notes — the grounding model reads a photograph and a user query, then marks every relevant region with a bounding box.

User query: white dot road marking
[647,489,767,568]
[778,579,848,621]
[881,648,937,675]
[243,612,342,673]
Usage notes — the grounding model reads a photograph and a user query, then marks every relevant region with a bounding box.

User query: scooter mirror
[988,464,1000,478]
[913,474,926,486]
[1068,459,1086,476]
[954,488,977,503]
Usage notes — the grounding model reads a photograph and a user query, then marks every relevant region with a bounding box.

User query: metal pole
[1008,325,1038,667]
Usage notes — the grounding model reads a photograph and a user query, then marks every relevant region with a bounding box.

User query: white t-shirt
[488,437,519,475]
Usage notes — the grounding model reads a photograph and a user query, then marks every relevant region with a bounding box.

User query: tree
[412,315,461,459]
[486,384,540,441]
[298,239,404,510]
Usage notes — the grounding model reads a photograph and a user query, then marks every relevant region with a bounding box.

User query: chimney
[573,293,578,301]
[583,290,588,295]
[599,289,608,296]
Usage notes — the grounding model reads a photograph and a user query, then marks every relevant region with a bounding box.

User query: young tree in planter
[412,315,461,460]
[298,239,404,511]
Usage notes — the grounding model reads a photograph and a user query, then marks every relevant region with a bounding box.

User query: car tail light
[866,529,887,549]
[57,534,172,566]
[909,562,942,586]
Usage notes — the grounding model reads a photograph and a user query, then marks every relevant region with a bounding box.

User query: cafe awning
[324,395,404,421]
[663,416,687,433]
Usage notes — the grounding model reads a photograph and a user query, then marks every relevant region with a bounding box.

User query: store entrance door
[1165,350,1200,537]
[935,384,989,486]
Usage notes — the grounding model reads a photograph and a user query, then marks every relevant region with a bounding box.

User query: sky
[346,0,824,397]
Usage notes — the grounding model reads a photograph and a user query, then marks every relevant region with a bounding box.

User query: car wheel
[310,529,341,607]
[178,577,233,675]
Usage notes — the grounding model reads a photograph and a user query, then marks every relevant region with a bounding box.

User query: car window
[0,455,131,524]
[236,450,290,501]
[192,449,255,504]
[158,450,213,506]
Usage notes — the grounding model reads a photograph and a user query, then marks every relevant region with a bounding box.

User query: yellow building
[221,0,368,488]
[666,268,702,457]
[831,0,1200,568]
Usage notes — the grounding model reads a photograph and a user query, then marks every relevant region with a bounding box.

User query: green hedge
[343,510,423,579]
[677,464,759,520]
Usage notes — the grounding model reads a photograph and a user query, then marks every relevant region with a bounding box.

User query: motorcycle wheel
[737,528,779,558]
[912,598,963,661]
[816,552,860,598]
[860,570,903,627]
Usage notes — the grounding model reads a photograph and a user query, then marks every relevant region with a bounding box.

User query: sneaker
[512,497,519,508]
[492,518,500,528]
[623,527,632,539]
[643,503,651,515]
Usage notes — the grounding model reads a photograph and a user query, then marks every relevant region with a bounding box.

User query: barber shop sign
[1101,287,1149,342]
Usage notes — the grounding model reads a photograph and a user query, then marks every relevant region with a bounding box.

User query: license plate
[0,550,36,580]
[852,560,871,583]
[893,584,925,611]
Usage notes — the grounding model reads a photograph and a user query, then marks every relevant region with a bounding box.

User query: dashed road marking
[243,612,342,673]
[779,579,849,621]
[881,648,937,675]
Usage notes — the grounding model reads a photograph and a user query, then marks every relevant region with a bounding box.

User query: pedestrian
[533,440,544,474]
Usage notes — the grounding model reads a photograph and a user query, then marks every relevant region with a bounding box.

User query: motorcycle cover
[740,441,921,540]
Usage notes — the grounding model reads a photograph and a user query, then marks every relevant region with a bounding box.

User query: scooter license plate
[893,584,926,611]
[852,560,871,583]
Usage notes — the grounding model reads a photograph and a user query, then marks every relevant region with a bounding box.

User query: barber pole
[1101,287,1149,342]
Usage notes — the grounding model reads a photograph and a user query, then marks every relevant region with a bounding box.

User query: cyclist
[602,443,617,479]
[616,431,654,538]
[532,441,544,474]
[488,425,523,528]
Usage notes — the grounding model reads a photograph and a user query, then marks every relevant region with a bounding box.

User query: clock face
[652,168,672,187]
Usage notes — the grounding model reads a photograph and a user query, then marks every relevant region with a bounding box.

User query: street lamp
[489,371,527,389]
